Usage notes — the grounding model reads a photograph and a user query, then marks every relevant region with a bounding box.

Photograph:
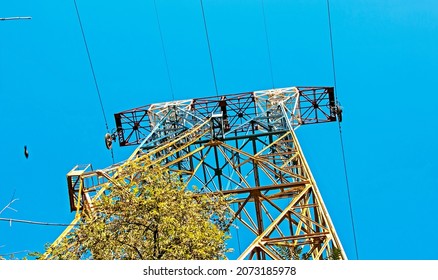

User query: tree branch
[115,238,143,259]
[0,198,18,215]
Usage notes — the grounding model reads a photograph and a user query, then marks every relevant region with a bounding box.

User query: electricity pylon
[46,86,346,260]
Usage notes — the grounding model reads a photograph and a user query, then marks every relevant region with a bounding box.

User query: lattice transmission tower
[46,86,346,260]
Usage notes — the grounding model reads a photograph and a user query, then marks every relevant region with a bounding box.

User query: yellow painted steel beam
[288,128,347,260]
[238,184,311,259]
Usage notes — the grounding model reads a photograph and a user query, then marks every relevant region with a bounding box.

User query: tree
[44,160,231,260]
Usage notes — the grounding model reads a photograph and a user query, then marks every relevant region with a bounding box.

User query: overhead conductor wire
[153,0,175,101]
[73,0,115,163]
[0,17,32,21]
[200,0,219,96]
[200,1,242,254]
[326,0,359,259]
[0,217,73,227]
[261,0,275,89]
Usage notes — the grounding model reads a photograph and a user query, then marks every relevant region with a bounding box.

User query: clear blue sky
[1,0,437,260]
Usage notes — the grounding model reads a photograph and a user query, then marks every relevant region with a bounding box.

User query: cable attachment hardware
[332,102,343,122]
[104,131,117,150]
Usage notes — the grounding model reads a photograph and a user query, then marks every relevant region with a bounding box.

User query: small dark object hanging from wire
[24,145,29,159]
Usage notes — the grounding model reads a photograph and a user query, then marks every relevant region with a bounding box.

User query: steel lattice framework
[48,86,346,260]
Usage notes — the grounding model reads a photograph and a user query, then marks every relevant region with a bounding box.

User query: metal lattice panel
[114,87,336,147]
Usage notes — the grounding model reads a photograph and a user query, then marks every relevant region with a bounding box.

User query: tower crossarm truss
[59,86,346,260]
[114,86,337,147]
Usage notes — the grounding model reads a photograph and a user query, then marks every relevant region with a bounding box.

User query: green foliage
[274,245,342,260]
[275,245,304,260]
[27,251,43,259]
[45,161,231,260]
[327,247,342,260]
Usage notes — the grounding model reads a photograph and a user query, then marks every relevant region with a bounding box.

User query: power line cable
[73,0,108,131]
[326,0,338,96]
[260,0,275,89]
[326,0,359,260]
[0,250,31,257]
[200,0,219,96]
[0,16,32,21]
[153,0,175,101]
[337,121,358,259]
[0,217,74,227]
[73,0,115,164]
